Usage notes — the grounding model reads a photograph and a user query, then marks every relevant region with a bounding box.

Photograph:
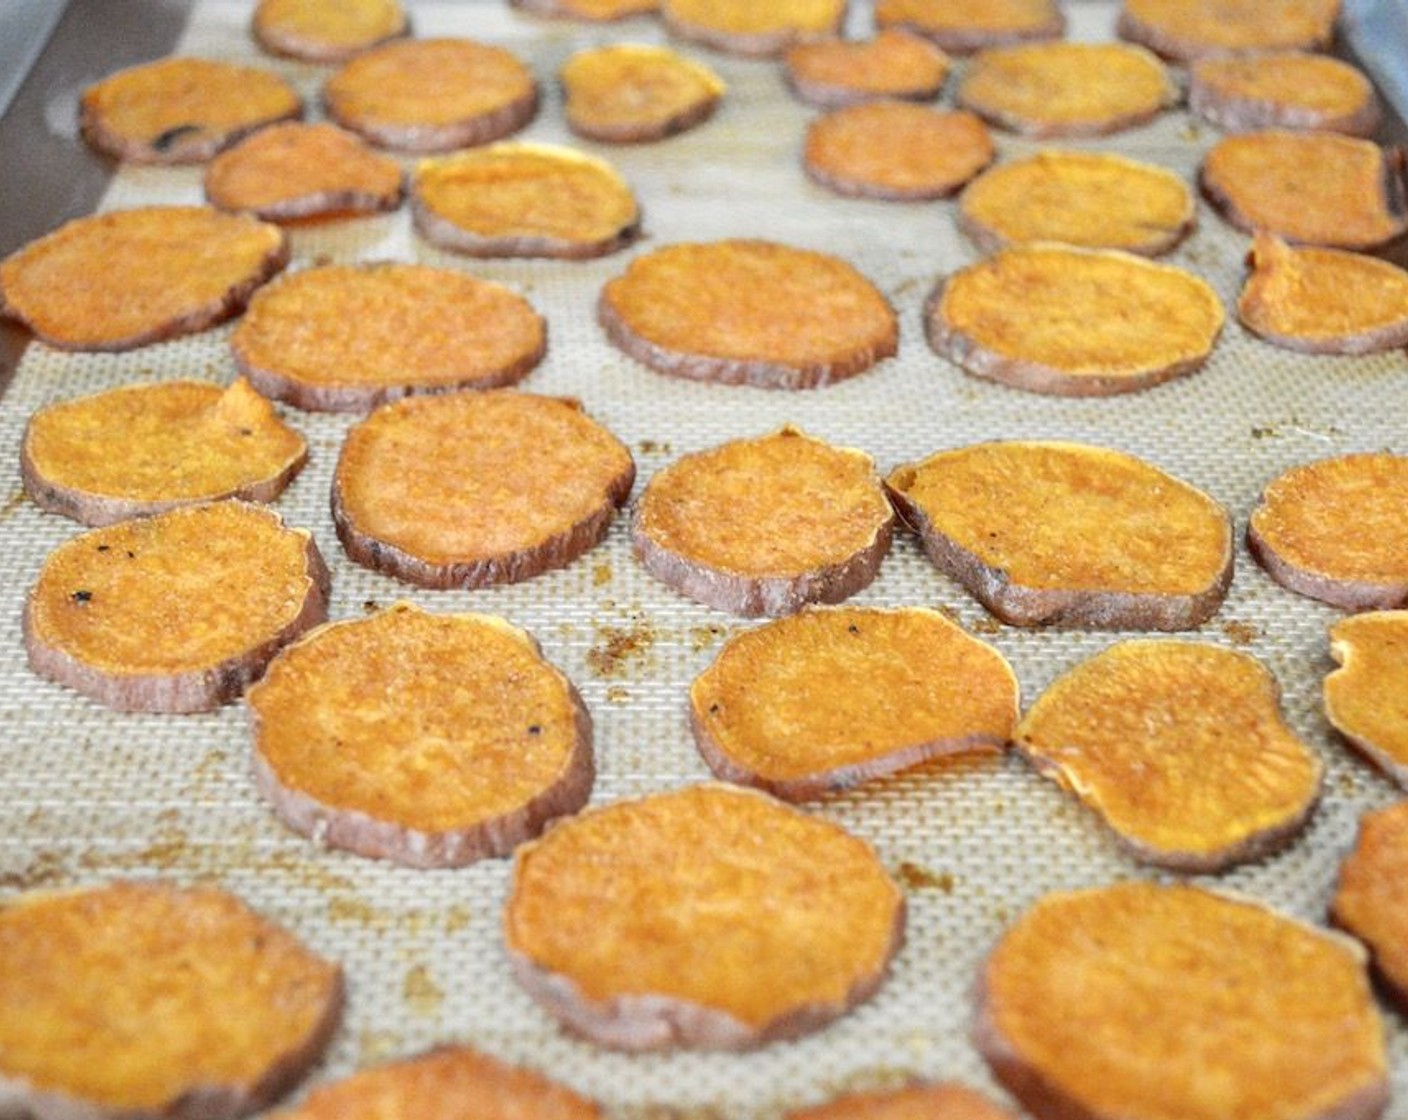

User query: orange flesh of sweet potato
[561,45,723,141]
[1326,612,1408,789]
[1333,800,1408,1008]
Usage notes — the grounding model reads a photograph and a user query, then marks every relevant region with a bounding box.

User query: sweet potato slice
[804,102,993,200]
[1248,453,1408,609]
[21,377,306,526]
[333,391,634,589]
[784,30,951,108]
[958,150,1194,256]
[323,38,538,153]
[977,882,1388,1120]
[1333,801,1408,1009]
[1201,131,1408,251]
[1190,52,1379,137]
[0,882,342,1120]
[231,263,545,411]
[23,501,330,713]
[79,57,302,164]
[0,206,287,352]
[504,783,905,1050]
[885,441,1233,630]
[786,1084,1016,1120]
[925,245,1223,396]
[205,122,404,220]
[690,606,1018,800]
[633,427,893,617]
[599,239,898,389]
[1117,0,1340,62]
[1237,233,1408,355]
[250,602,592,868]
[412,143,640,258]
[661,0,845,57]
[253,0,408,62]
[957,42,1176,137]
[1015,640,1322,870]
[267,1045,602,1120]
[511,0,657,18]
[560,44,724,143]
[875,0,1064,54]
[1326,613,1408,789]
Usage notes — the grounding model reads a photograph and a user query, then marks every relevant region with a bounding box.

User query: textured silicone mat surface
[3,1,1408,1116]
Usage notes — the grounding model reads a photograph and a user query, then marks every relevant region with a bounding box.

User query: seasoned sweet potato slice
[690,606,1018,799]
[0,206,287,352]
[24,501,329,713]
[323,38,538,153]
[253,0,407,61]
[1333,801,1408,1009]
[957,42,1176,137]
[958,150,1194,256]
[512,0,657,17]
[250,603,592,868]
[1190,52,1379,137]
[1015,640,1322,870]
[0,882,342,1120]
[925,245,1223,396]
[661,0,845,57]
[978,882,1388,1120]
[561,44,724,143]
[231,263,545,411]
[80,57,301,164]
[1326,612,1408,789]
[875,0,1064,54]
[504,783,905,1050]
[599,239,898,389]
[21,377,306,526]
[333,391,634,589]
[784,31,951,108]
[804,102,993,200]
[634,428,893,617]
[1117,0,1340,62]
[885,441,1233,630]
[1201,131,1408,251]
[787,1084,1016,1120]
[1248,453,1408,609]
[1238,234,1408,355]
[412,143,640,258]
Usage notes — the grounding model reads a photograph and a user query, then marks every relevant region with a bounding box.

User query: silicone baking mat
[3,1,1408,1115]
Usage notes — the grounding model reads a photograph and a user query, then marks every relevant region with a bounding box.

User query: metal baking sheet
[3,2,1408,1116]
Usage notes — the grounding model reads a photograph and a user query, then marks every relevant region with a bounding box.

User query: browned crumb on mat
[1189,51,1379,137]
[561,44,724,143]
[875,0,1064,53]
[253,0,408,61]
[1117,0,1340,61]
[784,30,951,108]
[661,0,845,57]
[1326,612,1408,790]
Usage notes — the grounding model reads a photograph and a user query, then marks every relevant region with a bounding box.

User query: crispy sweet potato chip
[253,0,408,61]
[787,1085,1016,1120]
[1326,612,1408,789]
[0,882,342,1119]
[1118,0,1340,62]
[1333,801,1408,1009]
[561,44,724,142]
[875,0,1064,53]
[1190,51,1379,137]
[504,783,905,1050]
[661,0,845,57]
[511,0,658,19]
[785,30,951,107]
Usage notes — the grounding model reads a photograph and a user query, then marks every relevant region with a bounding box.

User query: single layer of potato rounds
[1326,613,1408,789]
[1334,801,1408,1008]
[250,603,592,868]
[978,882,1388,1120]
[957,41,1176,137]
[958,150,1194,256]
[875,0,1064,53]
[80,57,302,164]
[560,44,724,143]
[413,143,641,257]
[784,30,950,108]
[885,441,1234,630]
[599,239,898,389]
[1248,453,1408,609]
[205,122,404,220]
[787,1084,1017,1120]
[804,103,994,200]
[21,378,307,526]
[0,206,287,352]
[0,882,342,1120]
[661,0,845,57]
[634,428,894,617]
[926,245,1223,396]
[1201,131,1408,251]
[690,606,1018,799]
[333,391,634,589]
[253,0,408,61]
[323,38,538,152]
[1117,0,1340,62]
[1015,640,1322,869]
[231,263,545,411]
[504,783,905,1050]
[1238,234,1408,354]
[1190,52,1379,136]
[268,1046,603,1120]
[511,0,657,19]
